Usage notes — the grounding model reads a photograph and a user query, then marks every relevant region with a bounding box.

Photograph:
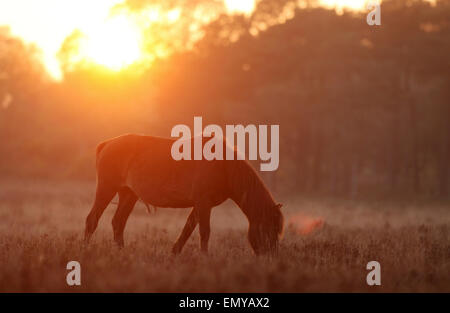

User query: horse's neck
[228,161,275,218]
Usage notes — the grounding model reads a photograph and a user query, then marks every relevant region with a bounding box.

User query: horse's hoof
[171,245,182,255]
[83,234,91,245]
[114,240,124,249]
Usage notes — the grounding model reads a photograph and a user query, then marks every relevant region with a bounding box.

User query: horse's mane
[226,159,284,238]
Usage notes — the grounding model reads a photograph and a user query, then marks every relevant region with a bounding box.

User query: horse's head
[248,203,284,255]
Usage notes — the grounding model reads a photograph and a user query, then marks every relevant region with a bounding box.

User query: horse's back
[96,134,229,208]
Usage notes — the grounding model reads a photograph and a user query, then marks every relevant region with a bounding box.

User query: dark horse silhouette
[84,134,284,255]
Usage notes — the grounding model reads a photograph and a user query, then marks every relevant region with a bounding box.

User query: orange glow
[320,0,371,11]
[77,15,143,71]
[224,0,256,15]
[0,0,371,80]
[288,213,324,235]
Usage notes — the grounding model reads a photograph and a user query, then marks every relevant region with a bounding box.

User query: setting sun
[224,0,256,15]
[0,0,373,79]
[78,15,143,71]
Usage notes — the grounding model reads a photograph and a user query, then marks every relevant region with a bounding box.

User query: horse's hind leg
[199,207,212,253]
[172,207,199,254]
[112,187,138,247]
[84,184,117,243]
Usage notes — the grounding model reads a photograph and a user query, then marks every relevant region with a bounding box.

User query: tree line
[0,0,449,199]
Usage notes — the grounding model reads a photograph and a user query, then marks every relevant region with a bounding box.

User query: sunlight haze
[0,0,370,80]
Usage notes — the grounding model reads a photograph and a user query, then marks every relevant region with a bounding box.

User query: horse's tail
[274,204,285,239]
[95,140,109,168]
[143,201,158,215]
[96,141,108,158]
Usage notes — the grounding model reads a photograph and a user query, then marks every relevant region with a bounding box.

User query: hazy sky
[0,0,368,80]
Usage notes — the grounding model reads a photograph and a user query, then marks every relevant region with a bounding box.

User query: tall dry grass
[0,179,449,292]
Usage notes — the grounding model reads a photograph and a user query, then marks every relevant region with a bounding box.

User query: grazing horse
[84,134,284,255]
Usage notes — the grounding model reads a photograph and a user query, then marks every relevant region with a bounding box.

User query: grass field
[0,179,449,292]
